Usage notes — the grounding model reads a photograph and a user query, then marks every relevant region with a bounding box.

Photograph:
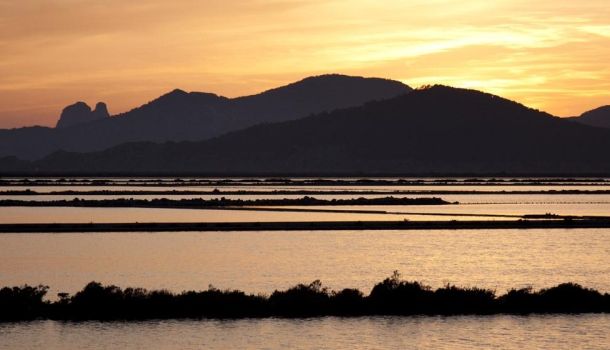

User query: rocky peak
[92,102,110,120]
[56,101,109,129]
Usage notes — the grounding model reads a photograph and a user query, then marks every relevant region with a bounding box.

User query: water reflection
[0,315,608,349]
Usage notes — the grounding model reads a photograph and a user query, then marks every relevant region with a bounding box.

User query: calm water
[1,179,609,349]
[1,200,609,223]
[1,315,609,349]
[1,229,609,297]
[1,184,610,223]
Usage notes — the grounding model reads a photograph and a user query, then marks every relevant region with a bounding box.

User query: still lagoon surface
[1,229,610,296]
[1,315,609,349]
[1,179,609,348]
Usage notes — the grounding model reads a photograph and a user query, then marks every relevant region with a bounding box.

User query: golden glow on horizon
[1,0,609,127]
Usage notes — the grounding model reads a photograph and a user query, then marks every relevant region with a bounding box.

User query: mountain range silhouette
[567,105,610,129]
[0,75,409,160]
[2,79,610,175]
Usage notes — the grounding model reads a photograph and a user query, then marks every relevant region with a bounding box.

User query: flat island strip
[5,189,610,195]
[2,277,609,321]
[0,196,451,208]
[1,219,610,233]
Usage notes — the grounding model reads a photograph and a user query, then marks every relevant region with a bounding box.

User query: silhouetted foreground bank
[0,196,451,208]
[1,177,609,187]
[2,275,609,321]
[1,219,610,233]
[5,189,610,196]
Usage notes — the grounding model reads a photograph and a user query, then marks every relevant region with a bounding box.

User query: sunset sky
[1,0,609,128]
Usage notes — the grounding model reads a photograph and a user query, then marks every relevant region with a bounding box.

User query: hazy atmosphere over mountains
[2,78,610,175]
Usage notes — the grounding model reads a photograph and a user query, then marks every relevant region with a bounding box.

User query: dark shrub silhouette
[432,285,496,315]
[1,274,609,321]
[369,271,434,314]
[60,282,267,320]
[331,288,366,315]
[0,285,48,321]
[532,283,607,313]
[497,283,610,314]
[0,196,450,209]
[269,280,331,317]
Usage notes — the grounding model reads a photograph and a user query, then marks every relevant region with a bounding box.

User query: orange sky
[1,0,609,128]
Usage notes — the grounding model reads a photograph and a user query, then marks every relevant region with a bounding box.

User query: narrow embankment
[1,219,610,233]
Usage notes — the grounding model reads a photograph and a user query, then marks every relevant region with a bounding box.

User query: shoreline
[1,219,610,233]
[1,178,610,188]
[5,189,610,196]
[2,278,609,321]
[0,196,451,209]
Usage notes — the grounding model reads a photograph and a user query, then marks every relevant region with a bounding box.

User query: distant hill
[0,74,410,160]
[567,106,610,129]
[5,85,610,175]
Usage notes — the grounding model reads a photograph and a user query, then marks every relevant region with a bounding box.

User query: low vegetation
[0,196,452,208]
[2,273,608,321]
[4,189,610,196]
[1,178,608,187]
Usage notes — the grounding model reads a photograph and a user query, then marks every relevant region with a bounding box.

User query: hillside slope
[5,85,610,175]
[0,75,410,160]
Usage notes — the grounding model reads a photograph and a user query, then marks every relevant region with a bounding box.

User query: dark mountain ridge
[5,85,610,175]
[0,74,411,160]
[567,105,610,129]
